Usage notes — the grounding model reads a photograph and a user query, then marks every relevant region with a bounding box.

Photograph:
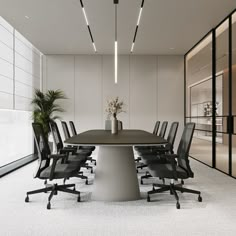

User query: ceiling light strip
[80,0,97,53]
[131,0,144,53]
[114,0,118,84]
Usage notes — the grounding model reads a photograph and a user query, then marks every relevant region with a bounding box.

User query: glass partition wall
[186,34,213,166]
[185,10,236,178]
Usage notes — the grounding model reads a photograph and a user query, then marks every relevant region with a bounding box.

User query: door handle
[231,116,234,134]
[227,116,231,134]
[227,116,234,134]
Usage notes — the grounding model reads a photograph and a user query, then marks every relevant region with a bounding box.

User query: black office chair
[158,121,168,138]
[146,123,202,209]
[62,121,96,166]
[134,121,160,152]
[69,121,96,151]
[140,122,179,183]
[134,121,161,163]
[50,121,92,182]
[153,121,160,135]
[138,122,179,157]
[136,121,168,154]
[25,123,81,210]
[136,122,177,172]
[69,120,96,165]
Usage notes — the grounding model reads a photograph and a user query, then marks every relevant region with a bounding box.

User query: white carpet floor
[1,154,236,236]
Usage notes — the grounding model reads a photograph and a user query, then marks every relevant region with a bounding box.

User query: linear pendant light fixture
[114,0,119,84]
[80,0,97,53]
[131,0,144,53]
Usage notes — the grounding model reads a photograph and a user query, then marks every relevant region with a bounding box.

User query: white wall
[43,55,184,145]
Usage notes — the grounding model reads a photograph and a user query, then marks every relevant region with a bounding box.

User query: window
[0,16,42,168]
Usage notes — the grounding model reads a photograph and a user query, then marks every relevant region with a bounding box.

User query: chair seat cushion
[141,154,170,165]
[40,163,79,179]
[148,163,188,179]
[68,154,87,163]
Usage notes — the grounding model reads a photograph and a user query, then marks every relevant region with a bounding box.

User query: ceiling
[0,0,236,55]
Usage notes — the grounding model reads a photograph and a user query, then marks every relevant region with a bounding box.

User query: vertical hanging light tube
[114,0,118,84]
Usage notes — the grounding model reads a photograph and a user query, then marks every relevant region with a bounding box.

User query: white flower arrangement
[105,97,125,119]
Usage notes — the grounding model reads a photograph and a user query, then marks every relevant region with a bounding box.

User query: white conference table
[65,129,167,201]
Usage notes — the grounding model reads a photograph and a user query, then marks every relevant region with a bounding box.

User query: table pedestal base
[92,146,140,201]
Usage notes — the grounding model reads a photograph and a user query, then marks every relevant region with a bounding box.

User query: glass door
[185,34,213,166]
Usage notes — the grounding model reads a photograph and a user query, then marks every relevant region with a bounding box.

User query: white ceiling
[0,0,236,55]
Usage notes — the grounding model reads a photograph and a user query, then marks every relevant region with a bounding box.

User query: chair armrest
[48,154,67,180]
[60,147,77,155]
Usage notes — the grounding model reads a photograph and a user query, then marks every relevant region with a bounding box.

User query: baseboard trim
[0,154,37,178]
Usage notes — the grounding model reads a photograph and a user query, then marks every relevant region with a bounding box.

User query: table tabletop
[65,129,167,146]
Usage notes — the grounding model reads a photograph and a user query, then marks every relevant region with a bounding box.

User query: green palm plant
[31,89,67,141]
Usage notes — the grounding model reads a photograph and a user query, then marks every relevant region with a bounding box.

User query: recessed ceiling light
[169,47,175,50]
[25,15,30,19]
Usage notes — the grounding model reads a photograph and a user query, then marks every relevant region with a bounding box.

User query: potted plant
[31,89,66,142]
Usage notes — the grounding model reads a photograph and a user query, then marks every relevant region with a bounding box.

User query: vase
[111,116,118,134]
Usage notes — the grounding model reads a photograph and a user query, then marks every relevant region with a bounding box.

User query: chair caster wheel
[170,190,173,195]
[140,179,143,185]
[73,187,76,191]
[25,196,29,202]
[176,202,180,209]
[181,180,184,185]
[85,180,89,185]
[147,195,150,202]
[54,191,58,195]
[91,169,93,174]
[198,195,202,202]
[47,202,51,210]
[77,194,81,202]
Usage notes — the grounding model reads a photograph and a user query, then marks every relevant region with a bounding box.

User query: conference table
[65,129,167,201]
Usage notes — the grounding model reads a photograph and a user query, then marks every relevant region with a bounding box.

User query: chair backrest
[159,121,168,138]
[166,122,179,152]
[153,121,160,135]
[61,121,71,140]
[49,121,64,152]
[177,122,195,178]
[105,120,123,131]
[69,121,77,136]
[32,123,51,178]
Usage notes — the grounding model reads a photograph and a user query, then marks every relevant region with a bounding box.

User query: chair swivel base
[63,171,89,185]
[88,157,96,165]
[25,183,81,210]
[147,183,202,209]
[81,163,93,173]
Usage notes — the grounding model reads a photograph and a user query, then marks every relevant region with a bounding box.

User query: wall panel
[157,56,184,146]
[130,56,157,132]
[75,55,102,133]
[46,55,75,127]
